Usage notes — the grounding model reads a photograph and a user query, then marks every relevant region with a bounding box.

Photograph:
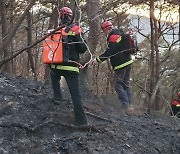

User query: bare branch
[0,24,67,68]
[0,0,36,54]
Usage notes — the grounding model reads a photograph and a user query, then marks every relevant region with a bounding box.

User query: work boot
[125,106,136,115]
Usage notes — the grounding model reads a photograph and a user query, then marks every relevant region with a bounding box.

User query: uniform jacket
[97,28,133,70]
[172,98,180,106]
[171,98,180,117]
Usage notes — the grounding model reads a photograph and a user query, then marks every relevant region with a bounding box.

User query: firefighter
[93,21,134,112]
[50,7,87,126]
[171,92,180,117]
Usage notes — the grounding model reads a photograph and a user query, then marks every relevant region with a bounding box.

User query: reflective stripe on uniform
[114,59,133,70]
[116,36,122,42]
[68,31,76,36]
[67,25,83,36]
[51,64,79,73]
[176,104,180,107]
[96,57,102,63]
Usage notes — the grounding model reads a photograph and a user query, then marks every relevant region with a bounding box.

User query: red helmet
[178,92,180,97]
[59,7,73,17]
[101,21,113,31]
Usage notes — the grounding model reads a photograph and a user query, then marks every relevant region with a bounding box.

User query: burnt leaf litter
[0,73,180,154]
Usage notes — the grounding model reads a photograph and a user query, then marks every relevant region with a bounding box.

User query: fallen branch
[85,111,115,123]
[0,13,77,69]
[0,119,107,133]
[0,122,32,132]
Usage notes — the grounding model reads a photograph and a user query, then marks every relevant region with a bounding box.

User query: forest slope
[0,73,180,154]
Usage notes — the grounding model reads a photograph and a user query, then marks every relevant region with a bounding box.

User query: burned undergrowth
[0,73,180,154]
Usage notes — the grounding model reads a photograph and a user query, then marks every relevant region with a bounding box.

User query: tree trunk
[148,0,155,113]
[154,22,160,110]
[0,0,11,73]
[148,0,161,112]
[86,0,100,56]
[0,0,36,60]
[80,0,100,92]
[9,0,15,74]
[44,7,58,83]
[27,10,36,80]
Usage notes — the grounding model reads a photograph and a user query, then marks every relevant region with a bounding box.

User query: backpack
[123,33,139,54]
[42,25,83,64]
[43,28,68,64]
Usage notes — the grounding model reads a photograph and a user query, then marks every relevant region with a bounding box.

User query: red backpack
[123,33,139,54]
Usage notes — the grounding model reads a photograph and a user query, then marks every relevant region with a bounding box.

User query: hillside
[0,73,180,154]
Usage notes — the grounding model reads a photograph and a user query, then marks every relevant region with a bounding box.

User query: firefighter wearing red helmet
[59,7,73,17]
[49,6,88,126]
[58,7,73,25]
[101,21,113,33]
[93,20,134,113]
[171,92,180,117]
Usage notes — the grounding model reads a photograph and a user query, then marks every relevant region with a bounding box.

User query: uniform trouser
[50,69,87,125]
[114,65,132,109]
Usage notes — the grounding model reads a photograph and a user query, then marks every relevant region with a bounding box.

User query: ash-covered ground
[0,73,180,154]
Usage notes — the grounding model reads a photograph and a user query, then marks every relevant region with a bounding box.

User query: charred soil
[0,73,180,154]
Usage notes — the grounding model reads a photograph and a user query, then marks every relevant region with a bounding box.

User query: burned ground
[0,73,180,154]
